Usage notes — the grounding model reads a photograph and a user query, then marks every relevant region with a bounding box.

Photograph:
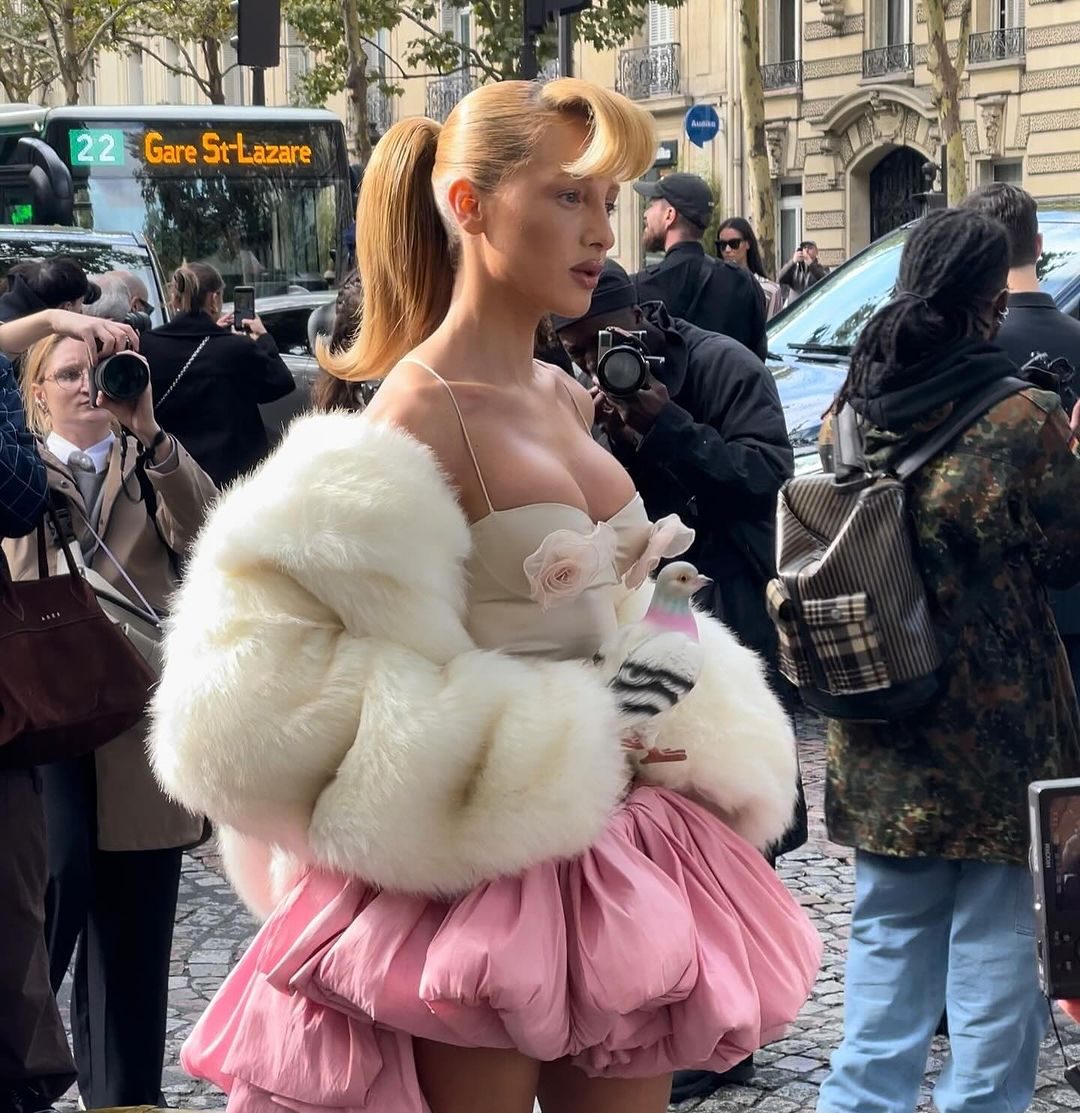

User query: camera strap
[157,336,209,410]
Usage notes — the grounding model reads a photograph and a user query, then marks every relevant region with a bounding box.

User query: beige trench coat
[3,434,217,851]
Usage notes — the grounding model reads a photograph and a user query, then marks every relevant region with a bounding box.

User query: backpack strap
[892,376,1028,480]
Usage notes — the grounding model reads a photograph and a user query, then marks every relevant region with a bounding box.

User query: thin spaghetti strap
[557,375,593,434]
[401,359,494,513]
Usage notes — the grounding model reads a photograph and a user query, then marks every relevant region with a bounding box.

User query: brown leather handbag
[0,506,157,768]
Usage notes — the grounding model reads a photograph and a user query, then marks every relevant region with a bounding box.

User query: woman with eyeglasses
[715,218,786,320]
[2,333,216,1111]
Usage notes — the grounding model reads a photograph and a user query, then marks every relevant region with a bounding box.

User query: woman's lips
[571,262,603,290]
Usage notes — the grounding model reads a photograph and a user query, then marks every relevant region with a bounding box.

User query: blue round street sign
[684,104,720,149]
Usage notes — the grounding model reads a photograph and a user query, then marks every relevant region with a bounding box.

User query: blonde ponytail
[321,78,655,384]
[320,119,453,383]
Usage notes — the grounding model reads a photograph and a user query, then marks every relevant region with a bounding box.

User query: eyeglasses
[718,237,744,252]
[44,367,88,391]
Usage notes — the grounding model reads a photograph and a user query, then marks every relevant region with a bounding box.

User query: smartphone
[1029,778,1080,998]
[233,285,256,332]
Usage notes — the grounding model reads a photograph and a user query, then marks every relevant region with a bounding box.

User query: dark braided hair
[717,217,768,279]
[835,208,1009,413]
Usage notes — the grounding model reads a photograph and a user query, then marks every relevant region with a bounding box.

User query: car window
[0,238,164,327]
[768,227,908,355]
[1036,221,1080,308]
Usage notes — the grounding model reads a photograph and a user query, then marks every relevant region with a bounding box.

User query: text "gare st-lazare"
[143,130,314,168]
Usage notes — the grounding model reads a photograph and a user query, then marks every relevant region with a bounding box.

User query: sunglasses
[718,237,744,251]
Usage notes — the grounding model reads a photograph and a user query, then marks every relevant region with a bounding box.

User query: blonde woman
[150,79,821,1113]
[5,334,216,1110]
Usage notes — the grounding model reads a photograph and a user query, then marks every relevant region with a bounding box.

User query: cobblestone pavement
[56,719,1080,1112]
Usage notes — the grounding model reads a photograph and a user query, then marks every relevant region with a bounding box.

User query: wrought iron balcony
[425,73,476,122]
[862,42,915,79]
[367,85,393,137]
[762,59,803,90]
[616,43,682,99]
[968,27,1025,64]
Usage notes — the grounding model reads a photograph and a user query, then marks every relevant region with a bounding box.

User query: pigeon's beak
[691,573,712,592]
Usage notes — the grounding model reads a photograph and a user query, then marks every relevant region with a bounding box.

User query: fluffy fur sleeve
[614,586,798,851]
[149,415,628,904]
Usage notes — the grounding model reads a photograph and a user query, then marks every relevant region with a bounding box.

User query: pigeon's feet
[641,747,688,764]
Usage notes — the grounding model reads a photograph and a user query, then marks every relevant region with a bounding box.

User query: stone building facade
[762,0,1080,267]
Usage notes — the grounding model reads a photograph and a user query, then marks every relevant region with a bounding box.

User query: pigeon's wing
[608,630,704,725]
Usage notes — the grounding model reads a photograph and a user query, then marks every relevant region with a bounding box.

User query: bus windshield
[47,117,349,299]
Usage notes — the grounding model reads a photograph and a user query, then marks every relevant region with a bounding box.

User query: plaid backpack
[768,376,1026,722]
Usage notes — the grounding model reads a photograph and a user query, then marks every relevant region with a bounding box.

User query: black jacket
[139,312,295,488]
[633,242,768,360]
[618,303,793,656]
[997,292,1080,638]
[777,258,829,296]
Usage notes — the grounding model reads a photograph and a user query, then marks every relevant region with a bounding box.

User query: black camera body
[1020,352,1079,416]
[595,329,664,398]
[1029,778,1080,998]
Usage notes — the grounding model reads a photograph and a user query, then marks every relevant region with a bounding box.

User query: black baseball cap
[552,259,637,331]
[633,173,714,229]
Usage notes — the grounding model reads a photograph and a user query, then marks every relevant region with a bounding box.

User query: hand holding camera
[594,328,670,437]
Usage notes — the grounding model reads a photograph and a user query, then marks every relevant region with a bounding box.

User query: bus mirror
[16,138,74,225]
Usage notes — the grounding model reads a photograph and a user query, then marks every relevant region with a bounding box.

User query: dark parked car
[768,202,1080,473]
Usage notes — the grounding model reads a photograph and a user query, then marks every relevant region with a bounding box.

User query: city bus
[0,104,353,297]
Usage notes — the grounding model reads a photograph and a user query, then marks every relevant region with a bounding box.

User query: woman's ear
[446,177,484,237]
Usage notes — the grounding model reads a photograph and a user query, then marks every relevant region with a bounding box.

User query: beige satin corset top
[401,358,695,661]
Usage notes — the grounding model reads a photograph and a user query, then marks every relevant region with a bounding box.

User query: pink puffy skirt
[182,787,822,1112]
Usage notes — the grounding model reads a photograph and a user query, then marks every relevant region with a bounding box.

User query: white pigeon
[594,561,711,766]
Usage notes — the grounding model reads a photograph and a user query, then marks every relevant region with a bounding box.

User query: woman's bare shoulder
[362,362,472,489]
[536,360,594,428]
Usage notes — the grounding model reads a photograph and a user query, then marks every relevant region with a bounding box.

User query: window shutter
[647,2,676,44]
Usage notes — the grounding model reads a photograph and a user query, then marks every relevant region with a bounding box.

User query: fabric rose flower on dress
[524,523,618,611]
[624,515,696,591]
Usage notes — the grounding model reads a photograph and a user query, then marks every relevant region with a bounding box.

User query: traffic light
[230,0,281,69]
[524,0,592,33]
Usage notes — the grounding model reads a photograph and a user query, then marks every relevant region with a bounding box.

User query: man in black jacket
[632,174,768,359]
[556,260,792,660]
[959,182,1080,693]
[0,355,76,1113]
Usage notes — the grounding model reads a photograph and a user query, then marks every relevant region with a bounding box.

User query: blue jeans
[817,851,1047,1113]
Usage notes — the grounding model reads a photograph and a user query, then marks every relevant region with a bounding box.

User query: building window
[979,158,1023,184]
[79,60,97,105]
[126,48,144,102]
[765,0,800,62]
[647,1,677,45]
[779,181,804,266]
[994,0,1024,29]
[223,40,243,105]
[285,23,312,102]
[164,40,182,104]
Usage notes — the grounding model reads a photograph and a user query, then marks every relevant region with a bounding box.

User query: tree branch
[400,9,503,81]
[112,32,212,98]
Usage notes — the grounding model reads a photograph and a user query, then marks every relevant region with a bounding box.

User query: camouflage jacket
[820,381,1080,864]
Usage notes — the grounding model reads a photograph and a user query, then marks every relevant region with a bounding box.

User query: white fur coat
[149,414,797,917]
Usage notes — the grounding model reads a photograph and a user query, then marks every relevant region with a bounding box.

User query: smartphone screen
[233,286,256,332]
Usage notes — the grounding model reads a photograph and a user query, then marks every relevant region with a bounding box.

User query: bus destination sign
[143,129,314,168]
[65,125,329,177]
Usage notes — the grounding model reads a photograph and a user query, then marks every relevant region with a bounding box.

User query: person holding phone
[137,262,295,487]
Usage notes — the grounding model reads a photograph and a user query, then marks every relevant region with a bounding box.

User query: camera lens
[95,351,149,402]
[597,348,648,398]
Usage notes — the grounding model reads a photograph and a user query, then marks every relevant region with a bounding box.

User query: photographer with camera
[3,332,216,1110]
[0,256,139,361]
[557,260,792,661]
[138,262,295,487]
